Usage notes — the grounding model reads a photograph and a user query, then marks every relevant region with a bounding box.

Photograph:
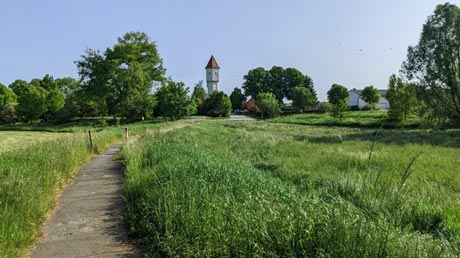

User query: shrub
[256,92,280,118]
[203,91,232,117]
[1,103,18,124]
[317,102,332,113]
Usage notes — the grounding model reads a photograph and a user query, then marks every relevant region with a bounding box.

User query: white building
[205,55,220,95]
[348,88,389,110]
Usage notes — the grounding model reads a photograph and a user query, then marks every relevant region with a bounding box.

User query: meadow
[268,110,421,128]
[0,121,168,258]
[122,120,460,257]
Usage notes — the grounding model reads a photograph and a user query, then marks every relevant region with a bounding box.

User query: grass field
[0,131,69,153]
[268,110,421,128]
[122,120,460,257]
[0,121,171,258]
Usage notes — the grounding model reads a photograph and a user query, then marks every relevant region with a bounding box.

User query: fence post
[125,127,129,143]
[88,130,93,150]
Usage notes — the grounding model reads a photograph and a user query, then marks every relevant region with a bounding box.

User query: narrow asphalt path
[29,143,140,258]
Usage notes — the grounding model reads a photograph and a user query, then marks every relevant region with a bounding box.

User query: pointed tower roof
[205,55,220,69]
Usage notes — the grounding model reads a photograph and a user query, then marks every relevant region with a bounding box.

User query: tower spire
[205,55,220,94]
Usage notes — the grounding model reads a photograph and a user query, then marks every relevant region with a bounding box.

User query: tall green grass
[0,122,163,258]
[122,121,459,257]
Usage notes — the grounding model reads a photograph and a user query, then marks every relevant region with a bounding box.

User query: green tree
[9,79,30,96]
[266,66,286,102]
[229,87,246,111]
[56,77,81,98]
[242,67,269,99]
[283,68,305,99]
[76,31,165,119]
[291,86,316,112]
[0,83,16,108]
[361,86,381,109]
[327,84,350,121]
[191,81,207,115]
[387,75,419,123]
[16,84,48,123]
[256,92,281,119]
[204,91,232,117]
[155,80,189,120]
[402,3,460,125]
[1,103,18,124]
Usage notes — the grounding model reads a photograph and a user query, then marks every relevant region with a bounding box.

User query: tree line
[235,3,460,127]
[1,3,459,127]
[0,32,232,124]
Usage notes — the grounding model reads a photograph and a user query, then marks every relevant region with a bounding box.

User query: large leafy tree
[155,79,189,120]
[229,87,246,111]
[361,85,381,109]
[402,3,460,125]
[242,66,317,104]
[242,67,269,99]
[327,84,350,121]
[34,75,65,120]
[16,84,48,123]
[291,86,316,112]
[76,31,165,119]
[387,75,419,123]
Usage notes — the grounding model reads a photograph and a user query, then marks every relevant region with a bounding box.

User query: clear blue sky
[0,0,451,100]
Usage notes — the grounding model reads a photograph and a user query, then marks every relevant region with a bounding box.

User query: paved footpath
[29,144,140,258]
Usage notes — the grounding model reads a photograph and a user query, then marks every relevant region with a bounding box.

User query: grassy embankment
[0,120,168,258]
[269,110,421,128]
[122,119,460,257]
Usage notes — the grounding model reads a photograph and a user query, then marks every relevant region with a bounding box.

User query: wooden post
[124,127,129,143]
[88,131,93,150]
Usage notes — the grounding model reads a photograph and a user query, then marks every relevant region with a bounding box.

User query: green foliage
[387,75,419,123]
[0,83,16,108]
[256,92,281,118]
[203,91,232,117]
[155,80,190,120]
[361,85,381,109]
[122,122,460,257]
[317,102,332,113]
[1,103,18,124]
[191,81,207,115]
[229,87,246,110]
[402,3,460,126]
[331,99,349,122]
[327,84,349,105]
[76,31,165,118]
[9,79,30,96]
[328,84,350,122]
[242,66,317,104]
[290,86,316,112]
[16,84,48,123]
[55,77,81,98]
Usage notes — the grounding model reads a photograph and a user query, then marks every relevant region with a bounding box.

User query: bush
[361,103,375,111]
[203,91,232,117]
[1,103,18,124]
[256,92,280,118]
[317,102,332,113]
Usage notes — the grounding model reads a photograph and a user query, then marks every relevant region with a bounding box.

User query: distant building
[349,88,389,110]
[205,55,220,95]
